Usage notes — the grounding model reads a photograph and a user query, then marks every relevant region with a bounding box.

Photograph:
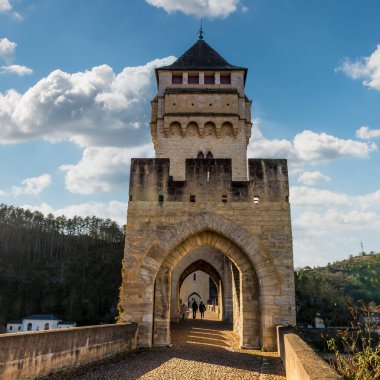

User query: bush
[327,304,380,380]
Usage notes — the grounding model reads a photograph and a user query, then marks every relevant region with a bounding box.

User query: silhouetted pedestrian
[181,303,187,320]
[199,301,206,319]
[192,300,198,319]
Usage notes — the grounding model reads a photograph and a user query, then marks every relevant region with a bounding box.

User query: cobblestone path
[61,312,285,380]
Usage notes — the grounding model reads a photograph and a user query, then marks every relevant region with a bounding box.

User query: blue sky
[1,0,380,267]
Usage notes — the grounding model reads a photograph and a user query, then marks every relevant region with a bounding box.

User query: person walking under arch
[191,299,198,319]
[199,301,206,319]
[180,303,187,320]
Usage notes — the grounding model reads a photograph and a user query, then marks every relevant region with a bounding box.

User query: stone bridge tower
[119,33,296,350]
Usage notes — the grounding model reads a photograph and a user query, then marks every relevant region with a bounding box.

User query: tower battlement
[129,158,289,203]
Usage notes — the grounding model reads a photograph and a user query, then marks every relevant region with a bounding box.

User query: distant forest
[0,204,124,326]
[1,203,379,327]
[296,253,380,326]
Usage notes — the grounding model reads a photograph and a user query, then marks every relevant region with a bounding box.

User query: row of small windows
[172,73,231,85]
[197,151,213,159]
[167,121,236,138]
[8,322,51,331]
[26,322,50,331]
[158,194,262,204]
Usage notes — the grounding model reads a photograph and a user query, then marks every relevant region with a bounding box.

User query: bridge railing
[0,323,138,380]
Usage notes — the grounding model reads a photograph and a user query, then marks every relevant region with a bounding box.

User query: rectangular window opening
[220,74,231,84]
[204,74,215,84]
[253,195,260,204]
[190,195,196,203]
[188,74,199,84]
[158,194,164,202]
[222,194,228,203]
[172,74,183,84]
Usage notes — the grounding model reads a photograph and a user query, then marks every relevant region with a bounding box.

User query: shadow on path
[47,312,285,380]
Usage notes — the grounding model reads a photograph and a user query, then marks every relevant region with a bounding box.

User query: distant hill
[0,204,124,326]
[295,253,380,325]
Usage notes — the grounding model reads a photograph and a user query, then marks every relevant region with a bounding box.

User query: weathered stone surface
[120,46,296,351]
[0,324,138,380]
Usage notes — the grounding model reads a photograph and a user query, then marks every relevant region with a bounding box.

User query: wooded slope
[0,204,124,325]
[295,253,380,325]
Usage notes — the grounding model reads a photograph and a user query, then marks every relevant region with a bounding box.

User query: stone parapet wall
[276,326,341,380]
[0,323,138,380]
[129,158,289,203]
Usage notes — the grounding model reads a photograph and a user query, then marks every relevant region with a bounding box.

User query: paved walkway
[57,312,285,380]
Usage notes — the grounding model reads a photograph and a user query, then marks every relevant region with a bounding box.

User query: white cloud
[248,120,376,170]
[60,144,154,194]
[294,209,380,231]
[291,186,380,266]
[0,64,33,76]
[0,37,17,63]
[12,174,52,196]
[0,0,21,19]
[22,201,129,225]
[0,57,175,148]
[356,126,380,140]
[337,44,380,90]
[291,186,380,210]
[0,0,11,13]
[145,0,240,18]
[0,188,6,196]
[293,130,374,162]
[291,186,350,208]
[297,171,330,186]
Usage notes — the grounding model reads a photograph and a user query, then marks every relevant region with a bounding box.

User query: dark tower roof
[156,38,247,81]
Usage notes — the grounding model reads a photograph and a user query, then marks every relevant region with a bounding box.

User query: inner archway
[178,259,223,320]
[152,230,260,349]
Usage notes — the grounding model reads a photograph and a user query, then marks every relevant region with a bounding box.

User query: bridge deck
[62,312,285,380]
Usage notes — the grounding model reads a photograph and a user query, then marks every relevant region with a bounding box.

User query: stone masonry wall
[150,69,251,181]
[122,157,296,349]
[180,270,210,307]
[0,323,138,380]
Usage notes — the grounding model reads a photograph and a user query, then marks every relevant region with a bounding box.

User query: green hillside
[0,204,124,326]
[295,253,380,325]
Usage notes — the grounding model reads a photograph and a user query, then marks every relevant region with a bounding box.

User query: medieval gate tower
[119,33,296,350]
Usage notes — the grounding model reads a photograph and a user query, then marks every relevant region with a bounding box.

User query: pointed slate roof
[156,38,247,82]
[159,38,246,71]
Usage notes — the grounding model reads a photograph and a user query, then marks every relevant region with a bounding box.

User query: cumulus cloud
[0,56,176,148]
[0,64,33,76]
[337,44,380,90]
[291,186,380,210]
[291,186,380,265]
[356,126,380,140]
[145,0,240,18]
[60,144,154,194]
[297,171,330,186]
[0,37,16,63]
[248,120,376,170]
[0,188,6,196]
[294,209,380,231]
[22,201,128,225]
[12,174,52,196]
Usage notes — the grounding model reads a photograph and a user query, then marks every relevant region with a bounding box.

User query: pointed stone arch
[138,212,280,287]
[120,212,295,350]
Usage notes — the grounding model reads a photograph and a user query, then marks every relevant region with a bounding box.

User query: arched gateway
[119,35,296,350]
